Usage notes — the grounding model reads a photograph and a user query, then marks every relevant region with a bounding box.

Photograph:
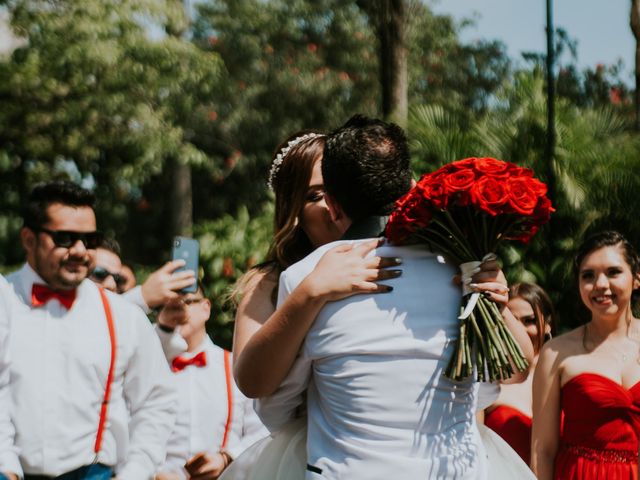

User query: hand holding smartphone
[171,236,199,294]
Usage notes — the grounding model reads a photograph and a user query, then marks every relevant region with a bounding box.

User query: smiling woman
[532,231,640,480]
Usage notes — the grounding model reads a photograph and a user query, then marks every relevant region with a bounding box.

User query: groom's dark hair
[322,114,412,221]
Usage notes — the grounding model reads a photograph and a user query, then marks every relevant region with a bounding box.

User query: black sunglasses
[35,227,104,249]
[91,266,126,287]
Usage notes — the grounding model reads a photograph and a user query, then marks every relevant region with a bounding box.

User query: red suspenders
[220,349,233,450]
[95,287,117,458]
[93,289,233,458]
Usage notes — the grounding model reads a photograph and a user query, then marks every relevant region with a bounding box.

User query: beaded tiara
[267,133,324,191]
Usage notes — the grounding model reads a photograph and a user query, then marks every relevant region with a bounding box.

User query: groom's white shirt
[257,239,487,480]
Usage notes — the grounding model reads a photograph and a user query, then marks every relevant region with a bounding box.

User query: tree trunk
[169,157,193,237]
[167,0,193,237]
[631,0,640,131]
[358,0,408,126]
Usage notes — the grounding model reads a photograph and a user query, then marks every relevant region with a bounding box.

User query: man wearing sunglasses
[3,181,177,480]
[90,237,196,315]
[91,238,127,294]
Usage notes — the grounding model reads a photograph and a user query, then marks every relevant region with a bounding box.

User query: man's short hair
[23,180,96,230]
[322,114,412,221]
[100,237,121,256]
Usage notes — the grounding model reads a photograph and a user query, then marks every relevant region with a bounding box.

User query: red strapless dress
[555,373,640,480]
[485,404,532,465]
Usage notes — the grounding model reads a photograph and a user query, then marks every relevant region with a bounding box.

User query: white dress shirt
[5,263,177,479]
[158,337,268,479]
[123,285,151,314]
[257,240,486,480]
[0,276,21,478]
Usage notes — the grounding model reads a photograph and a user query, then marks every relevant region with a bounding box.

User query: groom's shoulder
[282,239,355,284]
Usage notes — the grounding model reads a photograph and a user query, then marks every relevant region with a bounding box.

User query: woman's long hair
[232,131,326,305]
[509,282,556,353]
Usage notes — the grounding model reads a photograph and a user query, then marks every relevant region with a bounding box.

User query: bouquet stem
[445,295,528,382]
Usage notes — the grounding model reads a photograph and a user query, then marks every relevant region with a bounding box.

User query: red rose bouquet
[385,157,554,381]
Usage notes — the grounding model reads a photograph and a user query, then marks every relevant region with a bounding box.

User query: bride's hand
[468,254,509,308]
[301,238,402,302]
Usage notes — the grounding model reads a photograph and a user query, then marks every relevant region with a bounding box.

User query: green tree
[190,0,379,217]
[0,0,222,263]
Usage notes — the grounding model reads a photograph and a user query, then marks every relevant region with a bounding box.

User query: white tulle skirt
[220,418,307,480]
[220,418,534,480]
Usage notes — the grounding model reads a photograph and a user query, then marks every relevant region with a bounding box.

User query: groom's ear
[325,193,347,223]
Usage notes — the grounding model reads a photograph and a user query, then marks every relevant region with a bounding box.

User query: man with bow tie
[3,181,177,479]
[154,286,267,480]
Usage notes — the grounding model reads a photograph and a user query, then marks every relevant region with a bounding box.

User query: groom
[257,115,531,479]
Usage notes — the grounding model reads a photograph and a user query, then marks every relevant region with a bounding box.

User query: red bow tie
[31,284,77,310]
[171,351,207,372]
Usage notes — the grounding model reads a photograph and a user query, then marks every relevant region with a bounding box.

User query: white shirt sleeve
[0,278,22,478]
[153,324,188,363]
[117,307,178,480]
[254,270,311,432]
[122,286,151,314]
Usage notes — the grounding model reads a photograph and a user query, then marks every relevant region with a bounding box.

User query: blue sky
[429,0,634,82]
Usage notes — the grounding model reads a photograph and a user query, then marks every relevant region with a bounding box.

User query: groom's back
[282,240,484,479]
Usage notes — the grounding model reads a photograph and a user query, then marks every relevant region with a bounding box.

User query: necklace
[582,318,640,364]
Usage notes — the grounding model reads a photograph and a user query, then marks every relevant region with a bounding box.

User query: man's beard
[35,255,89,290]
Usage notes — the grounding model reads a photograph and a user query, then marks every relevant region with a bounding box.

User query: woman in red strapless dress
[532,231,640,480]
[485,282,555,466]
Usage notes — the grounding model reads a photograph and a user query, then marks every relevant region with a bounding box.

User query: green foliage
[190,0,380,216]
[407,2,510,112]
[0,0,223,262]
[194,203,274,348]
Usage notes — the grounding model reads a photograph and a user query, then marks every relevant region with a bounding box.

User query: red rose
[448,158,479,170]
[400,191,433,227]
[507,177,538,215]
[470,176,509,215]
[386,191,433,242]
[508,223,539,244]
[527,177,548,196]
[443,168,476,192]
[385,211,413,243]
[532,196,555,224]
[421,178,449,209]
[509,166,534,178]
[473,157,510,175]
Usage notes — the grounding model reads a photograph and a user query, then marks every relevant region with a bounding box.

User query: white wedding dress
[221,383,534,480]
[219,417,306,480]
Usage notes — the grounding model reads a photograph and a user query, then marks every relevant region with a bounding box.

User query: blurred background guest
[485,282,556,465]
[90,237,126,293]
[155,284,267,480]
